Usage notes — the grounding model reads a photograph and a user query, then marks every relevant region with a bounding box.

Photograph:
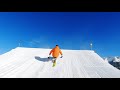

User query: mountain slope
[0,47,120,78]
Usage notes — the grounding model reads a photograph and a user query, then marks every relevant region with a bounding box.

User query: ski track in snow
[0,47,120,78]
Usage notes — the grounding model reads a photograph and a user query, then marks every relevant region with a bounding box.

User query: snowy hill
[103,56,120,70]
[0,47,120,78]
[103,56,120,62]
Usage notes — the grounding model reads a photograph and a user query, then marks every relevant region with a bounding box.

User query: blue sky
[0,12,120,57]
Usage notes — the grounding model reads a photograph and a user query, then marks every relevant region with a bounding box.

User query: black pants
[52,57,57,63]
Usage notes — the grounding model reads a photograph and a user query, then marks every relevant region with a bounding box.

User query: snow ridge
[0,47,120,78]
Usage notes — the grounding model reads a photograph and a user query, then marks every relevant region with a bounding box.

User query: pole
[19,40,21,47]
[90,43,92,50]
[19,40,22,47]
[19,42,20,47]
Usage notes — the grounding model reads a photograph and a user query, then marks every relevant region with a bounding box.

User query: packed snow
[0,47,120,78]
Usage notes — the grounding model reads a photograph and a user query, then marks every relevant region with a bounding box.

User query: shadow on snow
[35,56,53,62]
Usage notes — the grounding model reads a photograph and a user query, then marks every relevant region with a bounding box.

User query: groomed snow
[0,47,120,78]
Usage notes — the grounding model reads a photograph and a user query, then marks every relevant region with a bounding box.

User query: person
[48,45,63,67]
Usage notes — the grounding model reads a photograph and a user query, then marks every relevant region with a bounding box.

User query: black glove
[60,55,63,58]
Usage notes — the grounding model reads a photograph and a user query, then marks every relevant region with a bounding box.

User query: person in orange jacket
[48,45,63,67]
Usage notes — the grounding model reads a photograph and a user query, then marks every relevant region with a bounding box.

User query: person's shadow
[35,56,53,62]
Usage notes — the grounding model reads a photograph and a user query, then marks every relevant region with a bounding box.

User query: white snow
[0,47,120,78]
[113,57,120,62]
[103,56,120,62]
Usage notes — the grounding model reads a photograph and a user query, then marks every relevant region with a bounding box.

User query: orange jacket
[49,46,62,58]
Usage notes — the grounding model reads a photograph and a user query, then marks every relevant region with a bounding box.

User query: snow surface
[0,47,120,78]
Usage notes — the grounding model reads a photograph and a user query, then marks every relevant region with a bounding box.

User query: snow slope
[0,47,120,78]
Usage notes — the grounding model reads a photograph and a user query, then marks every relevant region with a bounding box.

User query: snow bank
[0,47,120,78]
